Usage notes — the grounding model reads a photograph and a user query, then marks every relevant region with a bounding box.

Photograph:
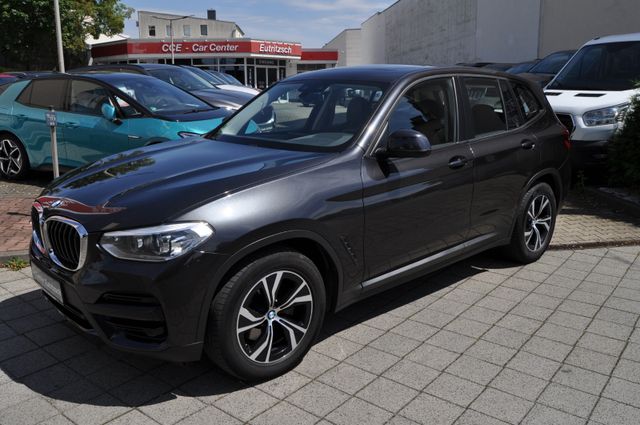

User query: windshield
[530,51,574,74]
[208,79,388,151]
[217,72,243,86]
[548,42,640,91]
[146,67,214,91]
[109,76,213,114]
[186,67,224,85]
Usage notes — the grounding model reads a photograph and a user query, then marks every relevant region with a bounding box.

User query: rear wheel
[505,182,557,263]
[205,250,326,381]
[0,135,29,180]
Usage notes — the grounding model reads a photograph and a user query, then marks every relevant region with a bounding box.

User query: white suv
[544,33,640,169]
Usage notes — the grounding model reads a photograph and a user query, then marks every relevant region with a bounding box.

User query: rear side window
[510,82,542,122]
[462,77,507,138]
[499,80,523,129]
[17,79,66,110]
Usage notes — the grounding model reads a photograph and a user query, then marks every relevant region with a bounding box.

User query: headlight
[177,131,202,138]
[100,222,213,262]
[583,104,629,126]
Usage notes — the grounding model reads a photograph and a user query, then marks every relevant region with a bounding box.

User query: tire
[0,134,29,180]
[505,182,557,264]
[205,250,326,381]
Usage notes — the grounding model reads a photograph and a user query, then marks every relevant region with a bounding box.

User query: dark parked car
[30,65,570,381]
[518,50,576,87]
[71,64,254,110]
[507,60,541,74]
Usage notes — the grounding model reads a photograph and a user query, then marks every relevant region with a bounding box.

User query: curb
[0,250,30,264]
[583,186,640,217]
[550,239,640,251]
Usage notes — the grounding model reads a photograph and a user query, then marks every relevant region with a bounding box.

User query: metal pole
[170,20,175,64]
[53,0,65,73]
[48,107,60,178]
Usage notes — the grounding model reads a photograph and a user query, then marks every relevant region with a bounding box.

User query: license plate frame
[32,264,64,305]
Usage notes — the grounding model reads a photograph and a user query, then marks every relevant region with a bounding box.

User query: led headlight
[177,131,202,138]
[100,222,213,262]
[583,103,629,127]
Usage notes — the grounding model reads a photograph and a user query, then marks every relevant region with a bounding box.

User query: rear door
[362,77,474,281]
[461,76,541,241]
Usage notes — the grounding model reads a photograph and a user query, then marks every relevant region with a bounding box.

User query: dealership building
[90,10,338,89]
[325,0,640,66]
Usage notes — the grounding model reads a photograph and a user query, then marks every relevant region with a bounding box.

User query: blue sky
[122,0,395,47]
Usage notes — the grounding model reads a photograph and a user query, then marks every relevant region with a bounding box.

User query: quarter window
[387,78,456,146]
[19,79,66,110]
[69,80,111,116]
[463,77,507,138]
[510,82,542,122]
[499,80,523,129]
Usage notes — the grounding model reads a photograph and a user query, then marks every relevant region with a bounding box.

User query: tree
[0,0,133,70]
[608,89,640,190]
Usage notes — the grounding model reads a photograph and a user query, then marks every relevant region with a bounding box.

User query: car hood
[217,84,260,96]
[519,72,554,87]
[545,89,637,114]
[39,139,330,231]
[192,89,254,109]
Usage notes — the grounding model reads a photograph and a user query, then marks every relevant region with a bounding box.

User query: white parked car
[544,32,640,169]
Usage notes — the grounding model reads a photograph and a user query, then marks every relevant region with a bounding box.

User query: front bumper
[30,239,227,362]
[570,139,609,170]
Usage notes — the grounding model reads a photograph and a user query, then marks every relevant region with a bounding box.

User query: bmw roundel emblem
[51,200,62,208]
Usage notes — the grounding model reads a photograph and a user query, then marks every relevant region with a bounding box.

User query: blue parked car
[0,73,230,179]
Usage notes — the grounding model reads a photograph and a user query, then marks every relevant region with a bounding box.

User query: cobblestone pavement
[2,246,640,424]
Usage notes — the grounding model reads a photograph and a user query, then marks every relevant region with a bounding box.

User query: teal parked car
[0,73,231,179]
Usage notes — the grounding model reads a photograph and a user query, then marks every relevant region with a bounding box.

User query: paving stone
[312,335,363,361]
[612,359,640,384]
[510,303,554,322]
[1,347,57,379]
[411,309,457,328]
[87,361,141,391]
[110,375,172,407]
[425,373,484,407]
[521,404,586,425]
[44,378,104,413]
[255,371,309,400]
[317,363,376,395]
[465,340,516,366]
[481,326,529,349]
[0,335,37,362]
[382,359,440,390]
[357,377,419,413]
[604,297,640,314]
[490,368,547,401]
[64,394,131,425]
[446,355,501,386]
[622,343,640,362]
[459,306,505,325]
[552,365,609,396]
[594,308,638,327]
[327,397,393,425]
[107,410,162,425]
[454,409,510,425]
[547,311,592,331]
[497,314,542,334]
[558,300,600,318]
[251,401,318,425]
[443,288,486,305]
[38,415,77,425]
[363,313,405,331]
[535,322,583,345]
[213,388,277,423]
[386,416,420,425]
[577,333,626,357]
[391,320,439,341]
[336,323,385,345]
[602,377,640,408]
[475,296,518,313]
[20,363,82,395]
[586,319,633,341]
[401,393,464,425]
[444,317,492,338]
[406,343,459,371]
[427,330,476,354]
[370,331,421,357]
[565,347,618,376]
[286,381,349,417]
[293,350,338,378]
[523,336,573,362]
[345,346,400,375]
[591,398,640,425]
[471,388,533,424]
[506,351,561,380]
[569,290,608,306]
[538,383,598,419]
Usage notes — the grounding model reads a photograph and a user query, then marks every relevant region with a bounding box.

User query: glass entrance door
[256,67,279,90]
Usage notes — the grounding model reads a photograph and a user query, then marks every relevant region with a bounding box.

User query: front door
[256,67,278,90]
[362,77,474,281]
[59,79,130,167]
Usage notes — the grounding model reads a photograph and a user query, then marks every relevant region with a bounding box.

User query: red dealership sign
[92,39,303,58]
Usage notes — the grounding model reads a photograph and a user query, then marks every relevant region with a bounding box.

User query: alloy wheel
[0,138,23,177]
[524,194,552,251]
[236,270,313,364]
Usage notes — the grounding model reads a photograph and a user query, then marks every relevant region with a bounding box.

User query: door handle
[521,139,536,150]
[64,122,79,128]
[448,156,468,169]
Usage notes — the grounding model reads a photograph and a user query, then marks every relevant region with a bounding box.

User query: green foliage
[0,0,133,70]
[608,91,640,189]
[1,257,29,271]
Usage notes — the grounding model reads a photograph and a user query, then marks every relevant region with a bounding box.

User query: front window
[548,41,640,91]
[109,76,213,115]
[529,51,574,75]
[208,80,388,151]
[146,67,214,91]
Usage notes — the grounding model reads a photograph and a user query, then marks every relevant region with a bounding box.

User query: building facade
[323,29,363,67]
[334,0,640,66]
[90,10,338,89]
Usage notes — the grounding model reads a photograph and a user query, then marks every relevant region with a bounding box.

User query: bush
[608,90,640,189]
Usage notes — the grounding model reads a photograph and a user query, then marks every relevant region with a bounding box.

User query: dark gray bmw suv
[30,65,571,380]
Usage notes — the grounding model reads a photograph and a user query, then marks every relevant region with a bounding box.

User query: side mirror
[381,129,432,158]
[101,103,116,121]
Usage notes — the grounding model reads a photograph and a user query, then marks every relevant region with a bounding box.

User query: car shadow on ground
[0,252,515,408]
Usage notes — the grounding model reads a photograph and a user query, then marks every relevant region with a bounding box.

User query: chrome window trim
[42,215,89,272]
[31,202,46,255]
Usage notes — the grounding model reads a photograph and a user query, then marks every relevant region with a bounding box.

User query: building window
[166,25,172,36]
[148,25,156,36]
[200,25,208,36]
[183,25,191,37]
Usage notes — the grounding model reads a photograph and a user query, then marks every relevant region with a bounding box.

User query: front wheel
[205,250,326,381]
[0,135,29,180]
[505,183,557,263]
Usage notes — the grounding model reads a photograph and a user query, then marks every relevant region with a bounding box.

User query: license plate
[32,264,64,305]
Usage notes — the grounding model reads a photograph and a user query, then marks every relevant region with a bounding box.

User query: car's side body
[0,74,228,172]
[29,66,570,367]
